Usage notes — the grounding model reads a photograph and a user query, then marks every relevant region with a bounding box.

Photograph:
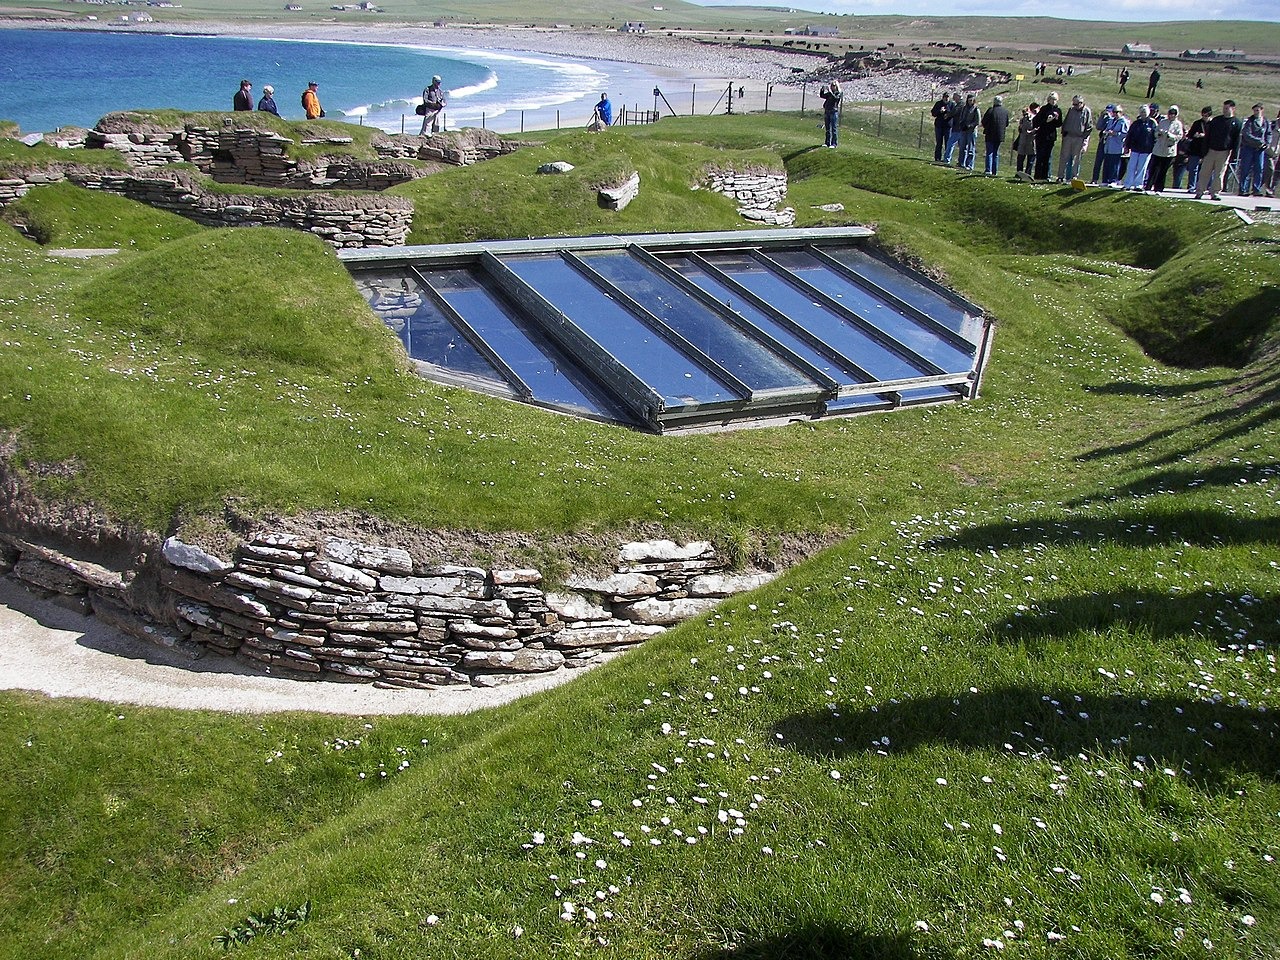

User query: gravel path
[0,578,597,714]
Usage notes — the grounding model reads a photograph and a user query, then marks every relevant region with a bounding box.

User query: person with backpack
[302,81,324,120]
[419,75,446,135]
[1237,102,1272,197]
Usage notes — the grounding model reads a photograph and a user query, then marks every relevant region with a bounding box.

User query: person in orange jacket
[301,80,324,120]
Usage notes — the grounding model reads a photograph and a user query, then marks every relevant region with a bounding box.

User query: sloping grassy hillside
[0,114,1277,958]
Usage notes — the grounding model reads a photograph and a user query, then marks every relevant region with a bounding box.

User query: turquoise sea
[0,27,619,134]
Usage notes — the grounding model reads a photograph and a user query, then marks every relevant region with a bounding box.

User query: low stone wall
[702,168,795,226]
[0,165,411,248]
[0,531,774,688]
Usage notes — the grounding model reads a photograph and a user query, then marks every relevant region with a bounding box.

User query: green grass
[0,108,1278,959]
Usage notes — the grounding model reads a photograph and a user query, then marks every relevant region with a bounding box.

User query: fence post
[481,111,486,129]
[801,83,806,116]
[765,82,771,113]
[918,108,924,150]
[521,110,525,133]
[400,114,405,134]
[557,110,560,130]
[877,102,883,137]
[691,84,696,115]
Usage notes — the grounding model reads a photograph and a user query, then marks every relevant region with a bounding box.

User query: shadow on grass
[922,507,1280,552]
[692,921,927,960]
[1066,461,1280,505]
[987,587,1279,650]
[772,687,1280,785]
[1084,378,1236,399]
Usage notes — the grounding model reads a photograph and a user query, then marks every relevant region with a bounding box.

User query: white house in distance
[1122,43,1156,57]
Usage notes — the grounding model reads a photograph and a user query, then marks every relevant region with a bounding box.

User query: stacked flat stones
[701,169,795,225]
[2,527,774,687]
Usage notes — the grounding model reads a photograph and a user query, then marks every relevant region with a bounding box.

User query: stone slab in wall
[0,529,776,689]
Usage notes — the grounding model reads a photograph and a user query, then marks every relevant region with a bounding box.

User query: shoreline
[1,18,835,132]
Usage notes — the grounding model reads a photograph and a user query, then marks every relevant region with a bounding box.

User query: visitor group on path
[932,84,1278,201]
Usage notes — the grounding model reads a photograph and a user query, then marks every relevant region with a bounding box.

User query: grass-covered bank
[1,111,1278,957]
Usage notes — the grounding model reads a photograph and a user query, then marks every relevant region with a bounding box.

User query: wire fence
[368,81,939,152]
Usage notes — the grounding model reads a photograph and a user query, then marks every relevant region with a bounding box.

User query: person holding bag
[418,75,446,135]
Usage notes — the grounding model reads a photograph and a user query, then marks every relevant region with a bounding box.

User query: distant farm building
[1122,43,1156,57]
[619,21,647,33]
[786,24,839,37]
[1181,48,1246,60]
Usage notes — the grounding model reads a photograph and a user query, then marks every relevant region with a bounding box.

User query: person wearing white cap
[420,74,446,135]
[257,84,279,116]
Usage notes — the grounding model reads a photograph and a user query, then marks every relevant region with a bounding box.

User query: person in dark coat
[930,92,951,162]
[820,81,842,148]
[1195,99,1241,200]
[1031,91,1062,181]
[233,79,253,112]
[1118,68,1129,93]
[954,93,981,169]
[257,84,279,116]
[1145,67,1160,99]
[981,95,1010,176]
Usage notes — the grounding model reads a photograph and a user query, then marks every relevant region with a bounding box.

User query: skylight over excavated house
[338,227,994,433]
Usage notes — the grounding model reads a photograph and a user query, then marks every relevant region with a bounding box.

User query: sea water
[0,28,614,134]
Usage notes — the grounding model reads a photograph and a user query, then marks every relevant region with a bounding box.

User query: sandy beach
[0,17,949,131]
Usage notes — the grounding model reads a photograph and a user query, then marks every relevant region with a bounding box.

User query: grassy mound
[1,181,202,249]
[394,130,781,243]
[0,111,1278,959]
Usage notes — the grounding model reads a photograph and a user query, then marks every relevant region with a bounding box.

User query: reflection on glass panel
[504,254,738,407]
[768,250,974,371]
[898,385,962,404]
[703,253,928,382]
[577,252,817,394]
[421,266,634,423]
[824,247,981,342]
[353,272,500,380]
[826,393,894,412]
[665,254,870,387]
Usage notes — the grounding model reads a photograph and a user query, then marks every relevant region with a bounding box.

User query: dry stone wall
[701,168,795,226]
[0,530,774,688]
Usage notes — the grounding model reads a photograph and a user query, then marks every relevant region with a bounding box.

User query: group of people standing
[232,78,323,119]
[933,86,1277,200]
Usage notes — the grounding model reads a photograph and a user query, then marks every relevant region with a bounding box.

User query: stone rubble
[701,168,795,226]
[1,530,775,688]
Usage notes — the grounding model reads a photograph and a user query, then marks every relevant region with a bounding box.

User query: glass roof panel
[353,273,502,381]
[421,266,635,423]
[663,254,875,387]
[504,254,739,408]
[575,251,818,394]
[701,252,929,382]
[766,249,975,371]
[824,247,982,342]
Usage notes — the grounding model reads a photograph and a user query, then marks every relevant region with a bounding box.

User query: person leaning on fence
[419,75,446,135]
[820,81,842,148]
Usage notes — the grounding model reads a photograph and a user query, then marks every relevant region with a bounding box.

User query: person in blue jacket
[595,93,613,127]
[1122,104,1158,191]
[1100,105,1129,186]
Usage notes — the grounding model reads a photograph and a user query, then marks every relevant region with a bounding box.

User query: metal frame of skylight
[340,227,994,432]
